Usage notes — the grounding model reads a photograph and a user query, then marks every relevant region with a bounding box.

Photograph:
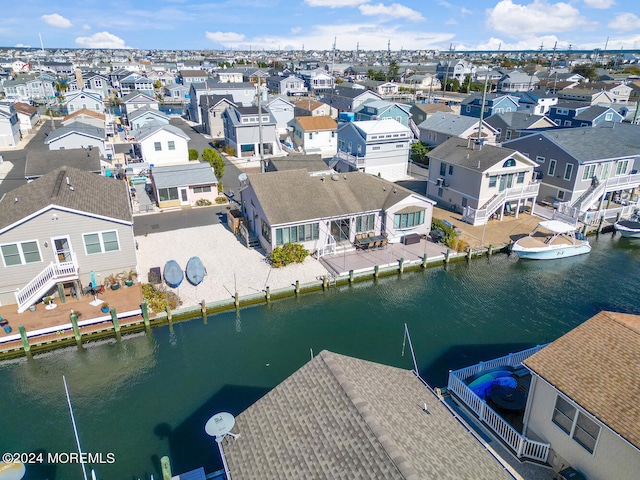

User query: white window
[552,396,600,454]
[83,231,120,255]
[536,155,545,164]
[1,241,42,266]
[616,160,629,176]
[605,112,613,121]
[396,144,404,148]
[582,164,596,180]
[564,163,573,181]
[168,141,175,150]
[548,159,557,176]
[154,142,162,151]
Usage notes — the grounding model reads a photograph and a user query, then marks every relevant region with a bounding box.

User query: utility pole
[442,43,453,94]
[476,73,490,144]
[257,74,265,173]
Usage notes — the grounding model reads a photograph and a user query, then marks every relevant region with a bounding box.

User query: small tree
[153,80,162,90]
[188,148,199,161]
[410,142,430,165]
[202,147,225,179]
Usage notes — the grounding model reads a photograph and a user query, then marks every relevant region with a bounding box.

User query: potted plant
[43,296,53,305]
[123,269,138,287]
[101,303,110,313]
[104,273,122,290]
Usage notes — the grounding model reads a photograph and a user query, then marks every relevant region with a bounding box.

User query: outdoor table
[489,384,526,411]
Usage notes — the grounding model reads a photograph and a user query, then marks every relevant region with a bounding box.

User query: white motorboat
[614,210,640,238]
[511,220,591,260]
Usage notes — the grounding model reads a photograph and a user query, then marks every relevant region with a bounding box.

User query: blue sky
[2,0,639,51]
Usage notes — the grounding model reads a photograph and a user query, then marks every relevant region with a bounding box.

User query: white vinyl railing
[447,345,550,463]
[15,257,79,313]
[335,150,365,167]
[463,183,540,226]
[317,234,336,258]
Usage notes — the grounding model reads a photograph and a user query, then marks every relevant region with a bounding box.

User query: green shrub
[432,218,457,248]
[195,198,212,206]
[142,283,180,313]
[215,197,227,204]
[188,148,199,161]
[269,243,309,268]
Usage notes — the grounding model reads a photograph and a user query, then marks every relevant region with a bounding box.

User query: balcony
[335,150,365,168]
[447,345,551,463]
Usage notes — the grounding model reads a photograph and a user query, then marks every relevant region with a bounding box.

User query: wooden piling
[322,275,328,290]
[421,254,428,268]
[234,292,239,308]
[70,313,81,346]
[295,280,300,295]
[488,244,493,256]
[374,265,379,278]
[201,300,207,323]
[265,286,271,302]
[398,257,405,274]
[18,324,30,353]
[166,305,173,325]
[141,301,150,328]
[161,456,172,480]
[445,249,451,263]
[110,308,120,333]
[466,247,472,260]
[349,270,354,283]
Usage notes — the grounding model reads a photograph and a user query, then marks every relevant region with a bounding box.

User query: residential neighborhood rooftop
[429,137,529,171]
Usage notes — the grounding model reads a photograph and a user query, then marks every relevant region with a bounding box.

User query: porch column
[499,203,505,221]
[515,198,521,219]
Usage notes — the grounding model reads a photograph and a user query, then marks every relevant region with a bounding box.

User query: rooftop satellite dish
[205,412,238,442]
[238,173,248,182]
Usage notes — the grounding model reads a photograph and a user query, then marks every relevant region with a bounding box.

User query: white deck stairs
[559,173,640,218]
[15,258,79,313]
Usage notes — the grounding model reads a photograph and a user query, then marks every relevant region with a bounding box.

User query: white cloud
[304,0,367,6]
[461,7,472,15]
[205,31,247,45]
[82,24,91,30]
[486,1,595,36]
[583,0,615,8]
[291,27,302,34]
[41,13,73,29]
[445,18,458,25]
[474,35,567,51]
[15,43,31,48]
[75,32,131,49]
[204,22,454,51]
[359,3,424,21]
[608,13,640,31]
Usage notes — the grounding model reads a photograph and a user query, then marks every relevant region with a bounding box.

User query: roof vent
[331,174,339,181]
[320,176,325,182]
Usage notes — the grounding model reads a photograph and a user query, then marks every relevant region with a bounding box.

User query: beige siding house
[427,138,539,225]
[0,167,136,312]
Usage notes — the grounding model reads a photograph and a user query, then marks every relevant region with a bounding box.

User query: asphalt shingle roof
[222,350,514,480]
[0,166,131,232]
[429,137,527,171]
[524,311,640,450]
[418,113,481,136]
[245,170,420,225]
[151,163,217,188]
[25,149,101,178]
[295,115,337,131]
[45,122,105,143]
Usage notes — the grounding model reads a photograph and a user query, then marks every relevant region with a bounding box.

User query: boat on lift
[511,220,591,260]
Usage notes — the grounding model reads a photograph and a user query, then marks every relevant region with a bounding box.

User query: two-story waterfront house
[447,311,640,480]
[298,69,334,94]
[497,70,540,92]
[239,169,435,254]
[200,94,237,139]
[119,73,154,96]
[460,93,520,119]
[436,59,473,81]
[265,75,307,96]
[321,85,382,113]
[418,113,499,148]
[427,137,539,225]
[65,89,104,115]
[188,81,256,125]
[45,122,107,157]
[128,107,170,131]
[266,97,295,136]
[513,89,558,115]
[121,91,159,124]
[484,112,557,143]
[0,166,136,313]
[289,116,337,158]
[133,124,190,166]
[333,118,411,181]
[503,123,640,216]
[222,105,282,158]
[293,98,337,118]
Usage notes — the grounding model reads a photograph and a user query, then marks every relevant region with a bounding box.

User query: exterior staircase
[16,257,79,313]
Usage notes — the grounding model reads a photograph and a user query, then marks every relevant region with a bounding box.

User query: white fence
[447,345,550,463]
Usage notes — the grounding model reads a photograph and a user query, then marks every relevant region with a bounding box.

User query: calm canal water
[1,233,639,480]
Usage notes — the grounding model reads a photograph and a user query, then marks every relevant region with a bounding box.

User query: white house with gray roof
[333,118,412,181]
[128,107,170,131]
[64,89,104,115]
[0,166,136,312]
[418,113,498,147]
[222,350,514,480]
[133,124,190,166]
[239,169,435,254]
[122,91,159,123]
[428,137,540,225]
[150,162,218,209]
[45,122,107,157]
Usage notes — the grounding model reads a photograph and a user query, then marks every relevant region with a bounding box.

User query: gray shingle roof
[418,113,481,136]
[246,170,423,225]
[45,122,105,143]
[151,163,217,188]
[0,166,132,232]
[128,106,169,122]
[572,105,611,122]
[222,350,514,480]
[429,137,529,171]
[25,149,101,178]
[485,111,556,131]
[133,123,190,142]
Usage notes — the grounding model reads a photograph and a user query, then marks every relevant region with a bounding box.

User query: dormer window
[502,158,516,168]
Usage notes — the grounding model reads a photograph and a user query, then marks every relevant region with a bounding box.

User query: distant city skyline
[2,0,639,53]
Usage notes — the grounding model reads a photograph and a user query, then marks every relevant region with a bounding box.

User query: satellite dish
[238,173,248,182]
[0,461,26,480]
[205,412,236,441]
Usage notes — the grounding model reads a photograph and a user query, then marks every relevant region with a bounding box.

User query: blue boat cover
[164,260,184,288]
[186,256,205,286]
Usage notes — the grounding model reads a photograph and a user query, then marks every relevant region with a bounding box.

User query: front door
[499,175,506,192]
[52,236,73,263]
[179,187,189,205]
[330,219,350,242]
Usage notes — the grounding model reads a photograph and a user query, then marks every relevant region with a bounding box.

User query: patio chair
[380,238,388,248]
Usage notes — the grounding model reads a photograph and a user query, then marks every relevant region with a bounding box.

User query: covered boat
[511,220,591,260]
[164,260,184,288]
[614,210,640,238]
[186,256,206,285]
